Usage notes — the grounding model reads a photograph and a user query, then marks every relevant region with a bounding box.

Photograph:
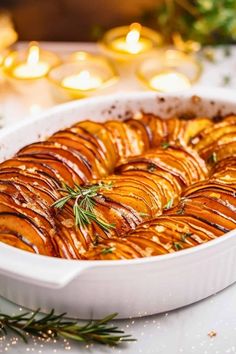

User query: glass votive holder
[48,52,119,101]
[100,23,163,62]
[3,42,60,95]
[137,49,202,92]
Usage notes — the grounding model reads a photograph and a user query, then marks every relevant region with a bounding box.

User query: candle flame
[126,23,142,54]
[27,43,40,66]
[77,70,90,81]
[61,69,103,91]
[3,52,15,68]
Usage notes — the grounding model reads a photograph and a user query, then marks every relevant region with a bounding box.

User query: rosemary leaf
[0,309,135,346]
[139,212,149,217]
[173,242,184,251]
[101,247,116,255]
[181,232,193,242]
[147,163,156,172]
[164,199,173,210]
[207,152,218,164]
[161,141,170,149]
[176,205,185,215]
[53,183,114,232]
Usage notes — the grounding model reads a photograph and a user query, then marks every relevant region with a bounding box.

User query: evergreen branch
[0,309,135,346]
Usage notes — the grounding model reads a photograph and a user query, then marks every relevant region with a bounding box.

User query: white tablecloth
[0,43,236,354]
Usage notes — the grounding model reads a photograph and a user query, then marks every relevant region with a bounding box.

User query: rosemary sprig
[147,163,156,172]
[52,183,114,232]
[207,152,218,165]
[181,232,193,242]
[101,247,116,255]
[164,199,174,210]
[173,242,184,251]
[139,212,149,217]
[176,204,185,215]
[0,309,134,346]
[161,141,170,149]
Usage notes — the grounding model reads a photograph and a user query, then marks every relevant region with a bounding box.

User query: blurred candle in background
[48,51,118,100]
[101,23,162,60]
[149,70,191,92]
[3,42,60,81]
[137,50,202,92]
[61,70,103,91]
[12,43,49,79]
[110,23,152,55]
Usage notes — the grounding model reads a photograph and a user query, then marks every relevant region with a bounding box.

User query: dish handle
[0,244,93,289]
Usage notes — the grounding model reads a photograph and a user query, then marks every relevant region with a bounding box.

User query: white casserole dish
[1,88,236,319]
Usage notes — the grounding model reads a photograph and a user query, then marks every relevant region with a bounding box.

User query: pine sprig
[0,309,135,346]
[52,183,114,232]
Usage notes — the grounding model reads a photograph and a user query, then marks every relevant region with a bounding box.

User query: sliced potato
[0,212,55,256]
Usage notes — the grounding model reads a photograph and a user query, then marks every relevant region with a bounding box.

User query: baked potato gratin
[0,113,235,260]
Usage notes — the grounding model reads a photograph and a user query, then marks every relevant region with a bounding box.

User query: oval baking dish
[1,89,236,319]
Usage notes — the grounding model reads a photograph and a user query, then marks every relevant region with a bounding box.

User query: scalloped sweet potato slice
[124,118,151,150]
[83,238,143,260]
[193,121,236,152]
[168,199,236,233]
[0,168,60,192]
[0,192,55,238]
[51,130,106,163]
[17,141,93,182]
[184,117,213,145]
[105,120,145,160]
[0,212,55,256]
[0,156,76,186]
[77,121,117,171]
[99,175,163,212]
[0,232,36,253]
[139,113,168,147]
[48,136,107,177]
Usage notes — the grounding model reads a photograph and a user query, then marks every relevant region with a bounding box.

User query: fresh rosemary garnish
[176,202,185,215]
[53,183,114,232]
[173,242,184,251]
[161,141,170,149]
[139,212,149,217]
[207,152,218,164]
[164,199,173,210]
[147,163,156,172]
[101,247,116,255]
[181,232,193,242]
[0,309,134,346]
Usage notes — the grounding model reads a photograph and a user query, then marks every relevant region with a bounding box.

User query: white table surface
[1,43,236,354]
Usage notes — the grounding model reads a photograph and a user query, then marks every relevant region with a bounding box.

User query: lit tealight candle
[149,71,191,92]
[12,44,49,79]
[101,23,162,60]
[48,53,118,100]
[111,23,152,55]
[61,70,103,91]
[137,51,201,92]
